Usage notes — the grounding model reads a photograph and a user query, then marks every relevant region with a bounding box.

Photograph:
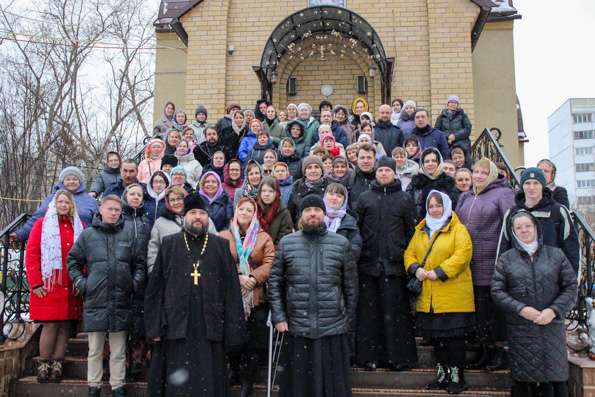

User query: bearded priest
[145,194,246,397]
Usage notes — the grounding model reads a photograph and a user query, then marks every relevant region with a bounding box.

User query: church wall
[473,20,524,167]
[153,32,188,125]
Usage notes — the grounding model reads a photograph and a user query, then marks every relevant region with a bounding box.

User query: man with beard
[193,125,225,167]
[374,104,404,155]
[355,156,418,371]
[268,195,357,397]
[144,195,246,397]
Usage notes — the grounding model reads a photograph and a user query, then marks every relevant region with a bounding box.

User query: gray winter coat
[67,216,146,332]
[491,218,577,383]
[268,229,358,339]
[90,166,121,196]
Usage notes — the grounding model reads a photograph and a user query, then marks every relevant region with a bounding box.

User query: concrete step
[27,357,512,390]
[12,377,511,397]
[64,337,482,369]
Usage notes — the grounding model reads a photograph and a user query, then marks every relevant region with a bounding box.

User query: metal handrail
[1,213,30,343]
[471,128,521,190]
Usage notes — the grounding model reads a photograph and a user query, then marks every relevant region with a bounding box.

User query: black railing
[471,128,521,191]
[567,211,595,329]
[0,213,30,343]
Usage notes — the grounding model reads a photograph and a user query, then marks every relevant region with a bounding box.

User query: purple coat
[455,177,515,286]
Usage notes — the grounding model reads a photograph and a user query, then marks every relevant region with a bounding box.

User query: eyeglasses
[169,197,184,203]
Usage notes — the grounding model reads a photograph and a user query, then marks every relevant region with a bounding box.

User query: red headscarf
[256,180,281,233]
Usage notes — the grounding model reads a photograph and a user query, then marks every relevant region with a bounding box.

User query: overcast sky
[513,0,595,166]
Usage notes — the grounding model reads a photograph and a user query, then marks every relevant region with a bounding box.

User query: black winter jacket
[287,178,328,225]
[434,108,472,152]
[193,141,226,167]
[347,167,376,211]
[67,216,146,332]
[374,120,403,156]
[268,229,358,339]
[498,189,580,273]
[406,172,459,222]
[336,213,363,263]
[492,214,577,382]
[356,181,416,277]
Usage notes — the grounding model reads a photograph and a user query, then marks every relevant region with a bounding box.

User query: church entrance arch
[254,5,394,111]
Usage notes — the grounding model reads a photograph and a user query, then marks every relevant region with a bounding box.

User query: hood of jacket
[175,149,196,165]
[396,159,420,175]
[144,138,166,160]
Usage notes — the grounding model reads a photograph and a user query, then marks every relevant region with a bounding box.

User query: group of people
[15,95,580,397]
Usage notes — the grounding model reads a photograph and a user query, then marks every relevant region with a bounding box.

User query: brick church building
[153,0,525,165]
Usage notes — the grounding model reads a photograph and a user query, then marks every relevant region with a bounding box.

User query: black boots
[447,366,466,394]
[466,344,490,369]
[486,347,507,371]
[426,363,449,390]
[112,386,127,397]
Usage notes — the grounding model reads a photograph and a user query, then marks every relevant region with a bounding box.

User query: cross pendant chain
[191,263,201,286]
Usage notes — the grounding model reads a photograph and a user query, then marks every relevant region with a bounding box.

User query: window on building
[576,163,595,172]
[573,113,593,124]
[574,130,594,140]
[577,196,595,205]
[575,147,594,155]
[577,180,595,188]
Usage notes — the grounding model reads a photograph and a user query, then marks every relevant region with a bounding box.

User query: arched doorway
[254,5,394,110]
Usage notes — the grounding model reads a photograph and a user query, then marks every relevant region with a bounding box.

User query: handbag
[406,231,441,297]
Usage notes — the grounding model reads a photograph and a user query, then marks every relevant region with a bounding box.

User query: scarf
[323,196,347,233]
[198,171,225,205]
[513,235,538,257]
[231,209,260,317]
[257,188,281,233]
[305,177,324,189]
[424,190,452,239]
[40,196,83,290]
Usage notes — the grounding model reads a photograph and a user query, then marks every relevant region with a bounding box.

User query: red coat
[25,216,83,321]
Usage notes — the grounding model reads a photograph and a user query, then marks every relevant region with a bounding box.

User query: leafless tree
[0,0,156,227]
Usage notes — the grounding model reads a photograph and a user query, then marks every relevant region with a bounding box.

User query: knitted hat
[161,155,178,168]
[302,155,324,174]
[520,167,546,187]
[376,156,396,172]
[195,104,208,118]
[320,133,335,143]
[447,95,460,104]
[171,165,187,177]
[59,166,85,184]
[300,194,326,214]
[183,194,207,214]
[225,101,241,114]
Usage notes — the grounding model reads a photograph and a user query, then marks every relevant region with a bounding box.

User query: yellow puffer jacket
[404,212,474,314]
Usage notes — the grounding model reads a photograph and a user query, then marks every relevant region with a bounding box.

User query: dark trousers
[474,286,506,344]
[432,337,465,368]
[356,273,417,366]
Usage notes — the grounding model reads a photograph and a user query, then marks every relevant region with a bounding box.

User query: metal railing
[0,214,30,342]
[471,128,521,191]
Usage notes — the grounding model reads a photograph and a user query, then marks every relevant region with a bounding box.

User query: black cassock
[144,231,246,397]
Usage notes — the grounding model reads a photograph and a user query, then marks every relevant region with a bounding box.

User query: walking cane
[267,311,274,397]
[266,311,284,397]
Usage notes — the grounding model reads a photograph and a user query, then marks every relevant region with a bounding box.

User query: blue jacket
[143,194,166,227]
[16,182,99,241]
[411,125,450,160]
[279,176,294,207]
[313,122,349,148]
[202,193,233,231]
[103,180,147,199]
[237,131,258,164]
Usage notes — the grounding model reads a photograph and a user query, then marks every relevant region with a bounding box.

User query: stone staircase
[11,334,512,397]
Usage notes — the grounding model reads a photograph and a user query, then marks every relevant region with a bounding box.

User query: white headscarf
[424,189,452,239]
[511,212,539,256]
[40,192,84,290]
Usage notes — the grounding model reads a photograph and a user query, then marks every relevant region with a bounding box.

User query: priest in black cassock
[144,194,246,397]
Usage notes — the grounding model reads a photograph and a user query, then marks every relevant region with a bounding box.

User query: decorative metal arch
[255,5,394,103]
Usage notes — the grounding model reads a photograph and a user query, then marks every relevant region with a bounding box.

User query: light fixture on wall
[227,45,235,56]
[271,71,279,84]
[369,63,377,78]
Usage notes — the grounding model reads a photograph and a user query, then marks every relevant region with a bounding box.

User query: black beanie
[184,194,207,214]
[161,154,178,168]
[300,194,326,214]
[376,156,396,172]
